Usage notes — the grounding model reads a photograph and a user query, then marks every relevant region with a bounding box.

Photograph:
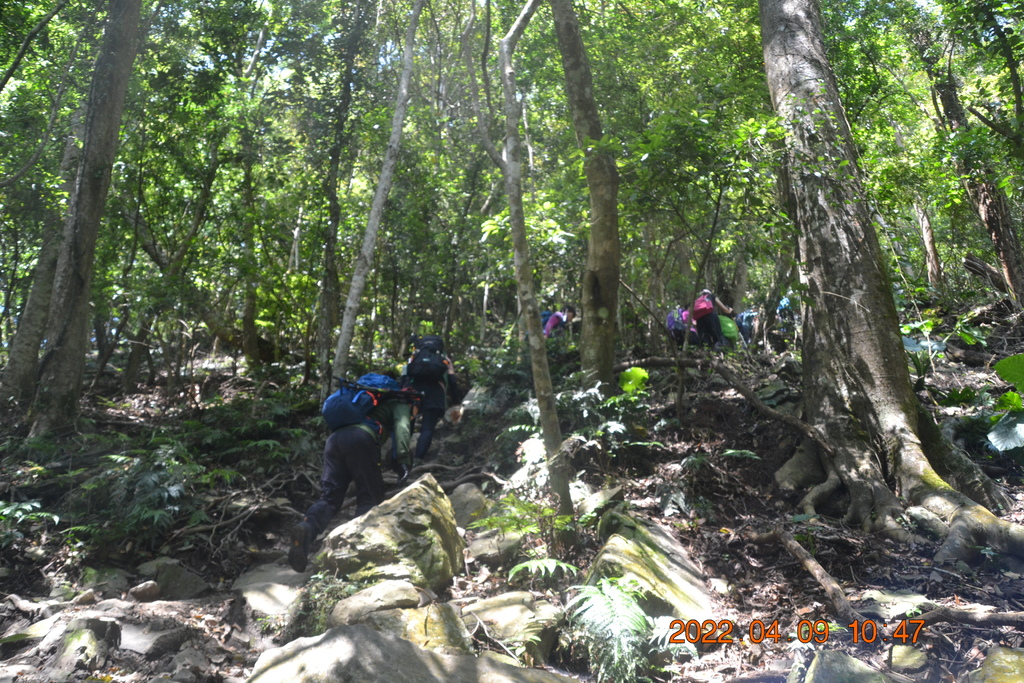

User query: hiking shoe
[396,464,410,485]
[288,521,312,573]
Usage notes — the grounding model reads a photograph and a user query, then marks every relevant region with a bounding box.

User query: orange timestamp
[667,618,927,645]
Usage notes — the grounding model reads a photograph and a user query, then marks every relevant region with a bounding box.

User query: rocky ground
[3,315,1024,682]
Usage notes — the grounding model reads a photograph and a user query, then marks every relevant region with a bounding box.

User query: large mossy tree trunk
[759,0,1023,564]
[30,0,143,436]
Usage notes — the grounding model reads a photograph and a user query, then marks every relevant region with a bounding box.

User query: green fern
[568,577,653,683]
[508,558,579,583]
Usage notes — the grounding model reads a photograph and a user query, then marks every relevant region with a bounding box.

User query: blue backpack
[322,373,401,433]
[540,310,554,329]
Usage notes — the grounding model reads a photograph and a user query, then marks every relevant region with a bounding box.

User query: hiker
[403,334,461,469]
[777,293,797,332]
[735,309,758,346]
[543,305,576,338]
[667,306,699,347]
[289,376,413,572]
[692,289,734,348]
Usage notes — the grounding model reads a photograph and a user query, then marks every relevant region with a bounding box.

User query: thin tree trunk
[31,0,143,435]
[462,0,570,517]
[497,0,571,518]
[332,0,426,380]
[316,1,370,398]
[496,0,562,455]
[549,0,620,395]
[913,33,1024,302]
[914,198,944,289]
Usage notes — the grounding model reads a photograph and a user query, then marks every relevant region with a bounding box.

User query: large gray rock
[48,619,118,680]
[79,567,131,597]
[461,591,562,665]
[466,529,524,568]
[233,561,311,616]
[327,580,421,627]
[590,512,711,621]
[319,474,465,593]
[966,646,1024,682]
[152,560,209,600]
[448,483,489,528]
[577,486,624,519]
[363,603,473,655]
[246,623,578,683]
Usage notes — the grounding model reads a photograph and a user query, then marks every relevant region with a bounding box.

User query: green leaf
[618,367,649,395]
[995,391,1023,412]
[988,413,1024,452]
[994,354,1024,392]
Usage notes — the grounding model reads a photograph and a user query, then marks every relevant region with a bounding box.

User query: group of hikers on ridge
[667,290,797,349]
[289,333,463,573]
[667,289,736,349]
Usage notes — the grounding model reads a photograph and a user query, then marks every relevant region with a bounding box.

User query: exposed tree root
[619,355,1024,565]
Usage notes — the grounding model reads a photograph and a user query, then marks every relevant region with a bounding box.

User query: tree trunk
[499,0,571,518]
[332,0,426,380]
[913,31,1024,302]
[759,0,1020,564]
[462,0,571,518]
[0,226,60,406]
[30,0,143,435]
[549,0,620,394]
[316,0,370,399]
[914,198,944,290]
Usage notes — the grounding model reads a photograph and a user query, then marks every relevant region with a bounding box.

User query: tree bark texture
[31,0,143,435]
[549,0,621,393]
[498,0,563,457]
[492,0,571,519]
[332,0,426,380]
[0,226,60,405]
[759,0,1019,561]
[914,198,944,289]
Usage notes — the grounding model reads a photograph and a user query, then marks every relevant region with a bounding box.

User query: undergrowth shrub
[70,439,208,551]
[0,500,59,549]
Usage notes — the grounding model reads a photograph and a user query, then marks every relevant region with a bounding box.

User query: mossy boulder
[589,511,711,620]
[318,474,465,593]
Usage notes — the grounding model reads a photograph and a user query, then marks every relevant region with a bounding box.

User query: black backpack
[407,335,448,381]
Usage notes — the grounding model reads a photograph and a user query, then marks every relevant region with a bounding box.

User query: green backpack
[719,315,739,343]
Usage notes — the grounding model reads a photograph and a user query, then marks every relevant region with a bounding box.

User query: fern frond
[508,558,579,582]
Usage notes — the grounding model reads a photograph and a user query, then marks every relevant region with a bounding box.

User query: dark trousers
[303,426,383,538]
[414,407,445,461]
[696,313,725,346]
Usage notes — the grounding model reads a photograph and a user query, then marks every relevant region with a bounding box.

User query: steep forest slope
[2,308,1024,681]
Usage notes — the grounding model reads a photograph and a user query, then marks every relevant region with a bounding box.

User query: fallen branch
[918,605,1024,630]
[748,528,865,625]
